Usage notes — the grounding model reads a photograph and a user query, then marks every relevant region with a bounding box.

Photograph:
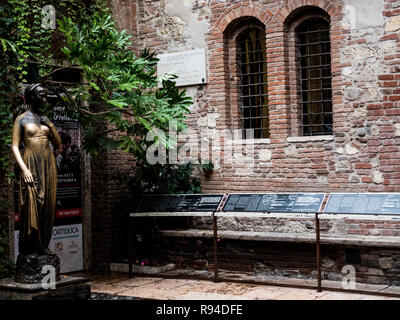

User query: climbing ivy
[56,9,204,194]
[0,0,105,176]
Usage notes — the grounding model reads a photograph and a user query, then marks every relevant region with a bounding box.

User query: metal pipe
[315,212,322,292]
[213,212,219,282]
[128,225,133,278]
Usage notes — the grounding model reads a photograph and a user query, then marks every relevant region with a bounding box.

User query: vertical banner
[14,106,83,273]
[53,107,82,219]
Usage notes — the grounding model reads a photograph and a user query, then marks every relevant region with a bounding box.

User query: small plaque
[324,193,400,215]
[137,194,223,213]
[222,193,325,213]
[157,49,207,87]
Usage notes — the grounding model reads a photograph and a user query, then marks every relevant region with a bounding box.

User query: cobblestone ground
[87,273,400,300]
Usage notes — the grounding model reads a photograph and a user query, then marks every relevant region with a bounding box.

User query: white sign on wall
[14,224,83,274]
[157,48,207,87]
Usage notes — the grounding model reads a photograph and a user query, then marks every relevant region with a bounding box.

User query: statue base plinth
[15,253,60,284]
[0,275,91,300]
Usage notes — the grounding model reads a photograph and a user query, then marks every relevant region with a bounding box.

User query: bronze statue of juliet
[12,83,62,283]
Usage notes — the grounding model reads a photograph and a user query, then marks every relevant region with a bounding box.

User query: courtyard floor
[87,272,400,300]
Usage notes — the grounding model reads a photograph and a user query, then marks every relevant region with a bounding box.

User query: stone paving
[88,273,400,300]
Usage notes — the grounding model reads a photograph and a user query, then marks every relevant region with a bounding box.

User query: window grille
[296,18,332,136]
[237,28,269,139]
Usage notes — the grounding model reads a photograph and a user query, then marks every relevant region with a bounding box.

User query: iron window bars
[296,18,333,136]
[237,28,269,139]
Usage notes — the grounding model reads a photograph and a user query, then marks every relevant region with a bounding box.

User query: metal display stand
[315,212,322,292]
[128,194,225,279]
[127,192,400,297]
[128,211,215,279]
[212,210,319,288]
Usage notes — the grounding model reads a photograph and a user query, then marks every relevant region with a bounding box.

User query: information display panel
[136,194,224,213]
[222,193,325,213]
[324,193,400,215]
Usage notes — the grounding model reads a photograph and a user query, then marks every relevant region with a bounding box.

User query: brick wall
[115,0,399,194]
[110,0,400,227]
[3,1,400,275]
[90,147,137,270]
[104,0,400,279]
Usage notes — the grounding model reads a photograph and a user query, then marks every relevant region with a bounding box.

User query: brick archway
[206,0,344,140]
[276,0,340,23]
[271,0,344,138]
[207,3,275,132]
[214,4,274,33]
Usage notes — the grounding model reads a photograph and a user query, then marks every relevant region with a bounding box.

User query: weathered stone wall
[111,0,400,231]
[150,236,400,286]
[120,0,400,193]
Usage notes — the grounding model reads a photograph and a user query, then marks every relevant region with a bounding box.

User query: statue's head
[24,83,48,108]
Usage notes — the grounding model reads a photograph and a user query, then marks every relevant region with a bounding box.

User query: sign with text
[222,193,326,213]
[157,49,207,87]
[53,107,82,220]
[137,194,224,213]
[324,193,400,215]
[13,104,83,274]
[14,223,83,273]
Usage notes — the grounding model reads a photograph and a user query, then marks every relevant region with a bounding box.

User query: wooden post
[315,212,322,292]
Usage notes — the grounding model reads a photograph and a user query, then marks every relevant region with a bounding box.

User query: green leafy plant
[55,10,201,195]
[0,0,106,177]
[201,161,214,174]
[57,11,192,156]
[0,3,18,179]
[0,5,204,273]
[130,159,202,195]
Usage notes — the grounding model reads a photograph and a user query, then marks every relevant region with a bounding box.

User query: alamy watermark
[41,265,56,290]
[341,265,357,290]
[146,121,258,173]
[41,5,56,30]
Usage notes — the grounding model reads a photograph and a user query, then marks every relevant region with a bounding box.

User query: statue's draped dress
[18,116,57,254]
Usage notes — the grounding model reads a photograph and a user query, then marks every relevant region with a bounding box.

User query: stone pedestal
[0,275,91,300]
[15,253,60,283]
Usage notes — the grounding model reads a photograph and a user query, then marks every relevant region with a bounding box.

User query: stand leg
[315,213,322,292]
[128,223,133,278]
[213,214,219,282]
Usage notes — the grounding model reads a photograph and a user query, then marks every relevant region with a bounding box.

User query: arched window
[237,27,269,139]
[296,17,332,136]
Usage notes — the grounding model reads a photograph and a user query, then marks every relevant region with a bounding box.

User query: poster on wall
[53,106,82,220]
[13,105,83,273]
[14,224,83,273]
